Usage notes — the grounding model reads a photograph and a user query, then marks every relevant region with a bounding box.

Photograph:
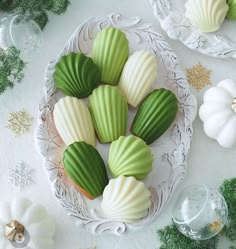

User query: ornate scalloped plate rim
[150,0,236,59]
[35,13,197,235]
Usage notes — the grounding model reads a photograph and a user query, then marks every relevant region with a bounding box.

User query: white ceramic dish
[35,13,197,235]
[150,0,236,59]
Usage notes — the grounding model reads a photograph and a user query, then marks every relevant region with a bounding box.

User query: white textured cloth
[0,0,235,248]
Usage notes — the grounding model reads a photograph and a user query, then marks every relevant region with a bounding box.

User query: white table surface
[0,0,236,248]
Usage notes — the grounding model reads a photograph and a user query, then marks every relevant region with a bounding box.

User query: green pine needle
[51,0,70,14]
[158,225,218,249]
[31,10,49,31]
[0,0,70,29]
[220,178,236,241]
[0,47,26,94]
[0,0,16,11]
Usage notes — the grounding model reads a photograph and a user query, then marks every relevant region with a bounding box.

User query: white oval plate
[150,0,236,59]
[35,13,197,235]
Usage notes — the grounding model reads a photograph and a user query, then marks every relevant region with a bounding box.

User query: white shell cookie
[119,50,157,107]
[53,96,96,146]
[101,176,151,223]
[185,0,229,33]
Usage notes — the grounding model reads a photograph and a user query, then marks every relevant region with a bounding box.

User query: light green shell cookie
[89,85,128,143]
[227,0,236,19]
[92,27,129,85]
[108,135,153,180]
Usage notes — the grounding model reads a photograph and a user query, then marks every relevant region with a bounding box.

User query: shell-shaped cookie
[227,0,236,20]
[92,27,129,85]
[131,89,178,145]
[119,50,157,107]
[89,85,128,143]
[54,96,96,146]
[64,142,109,199]
[108,135,153,180]
[54,52,100,98]
[185,0,229,32]
[101,176,151,223]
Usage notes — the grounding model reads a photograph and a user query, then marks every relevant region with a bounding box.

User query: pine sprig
[0,0,16,11]
[0,47,26,94]
[50,0,70,14]
[220,178,236,241]
[158,225,218,249]
[0,0,70,30]
[30,10,49,31]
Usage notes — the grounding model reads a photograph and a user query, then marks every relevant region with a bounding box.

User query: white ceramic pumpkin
[199,79,236,148]
[0,198,55,249]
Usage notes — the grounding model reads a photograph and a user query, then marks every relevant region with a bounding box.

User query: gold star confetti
[6,109,34,136]
[209,220,222,232]
[186,63,212,91]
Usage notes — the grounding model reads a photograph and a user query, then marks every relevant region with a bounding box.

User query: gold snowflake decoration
[186,63,212,91]
[6,109,34,135]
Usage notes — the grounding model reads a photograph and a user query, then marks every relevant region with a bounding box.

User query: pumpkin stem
[4,220,25,242]
[232,98,236,113]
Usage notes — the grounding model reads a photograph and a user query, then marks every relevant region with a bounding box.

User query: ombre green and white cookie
[89,85,128,143]
[108,135,153,180]
[92,27,129,85]
[119,50,157,107]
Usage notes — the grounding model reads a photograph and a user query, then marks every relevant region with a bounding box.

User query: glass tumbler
[172,184,228,240]
[0,14,42,58]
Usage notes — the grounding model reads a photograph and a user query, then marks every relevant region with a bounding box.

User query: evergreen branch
[31,10,49,31]
[0,47,26,94]
[220,178,236,241]
[158,225,218,249]
[50,0,70,14]
[0,0,16,11]
[0,0,70,29]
